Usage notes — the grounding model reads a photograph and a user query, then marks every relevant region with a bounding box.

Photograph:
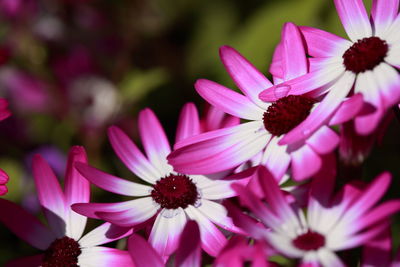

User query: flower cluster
[1,0,400,266]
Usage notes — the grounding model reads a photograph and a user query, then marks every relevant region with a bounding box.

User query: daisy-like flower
[0,146,133,267]
[168,22,359,181]
[72,106,249,258]
[233,162,400,267]
[260,0,400,139]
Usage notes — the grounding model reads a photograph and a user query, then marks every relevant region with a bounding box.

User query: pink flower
[72,107,249,258]
[0,146,133,266]
[168,23,351,181]
[0,168,9,195]
[233,162,400,267]
[260,0,400,137]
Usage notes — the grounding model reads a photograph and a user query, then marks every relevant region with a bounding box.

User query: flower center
[42,236,81,267]
[292,230,325,251]
[342,36,388,73]
[151,174,198,209]
[263,95,315,136]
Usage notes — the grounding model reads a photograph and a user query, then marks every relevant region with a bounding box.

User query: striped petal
[371,0,399,37]
[175,102,201,144]
[299,26,352,57]
[195,79,264,121]
[334,0,372,41]
[75,162,152,197]
[108,126,161,184]
[64,146,90,241]
[97,197,159,227]
[219,45,272,109]
[79,222,133,247]
[79,247,133,267]
[185,205,227,256]
[32,155,66,238]
[175,220,201,267]
[138,108,172,175]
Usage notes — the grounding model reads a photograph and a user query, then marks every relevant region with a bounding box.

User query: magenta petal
[175,220,201,267]
[138,108,171,174]
[345,172,391,221]
[281,22,307,80]
[108,126,161,184]
[79,222,133,247]
[0,168,9,184]
[204,105,240,131]
[79,247,133,267]
[72,201,137,220]
[0,185,8,195]
[0,199,55,250]
[185,205,226,256]
[257,167,298,221]
[259,65,345,102]
[306,126,339,155]
[175,102,201,144]
[362,226,392,267]
[5,254,44,267]
[75,162,152,197]
[356,200,400,232]
[309,153,336,205]
[32,154,66,237]
[96,198,158,227]
[169,122,267,174]
[195,79,264,121]
[371,0,399,36]
[291,145,322,181]
[334,0,372,41]
[329,93,364,125]
[64,146,89,240]
[128,234,164,267]
[219,45,272,108]
[225,200,266,239]
[299,26,352,57]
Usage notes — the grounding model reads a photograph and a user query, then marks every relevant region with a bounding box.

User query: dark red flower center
[42,236,81,267]
[151,174,198,209]
[263,95,316,136]
[292,230,325,251]
[342,36,388,73]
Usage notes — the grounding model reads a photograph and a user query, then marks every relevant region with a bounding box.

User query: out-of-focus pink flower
[233,163,400,266]
[168,22,356,181]
[260,0,400,136]
[0,168,9,196]
[52,47,97,86]
[0,0,37,20]
[0,68,50,113]
[72,108,250,258]
[0,146,133,266]
[0,97,11,121]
